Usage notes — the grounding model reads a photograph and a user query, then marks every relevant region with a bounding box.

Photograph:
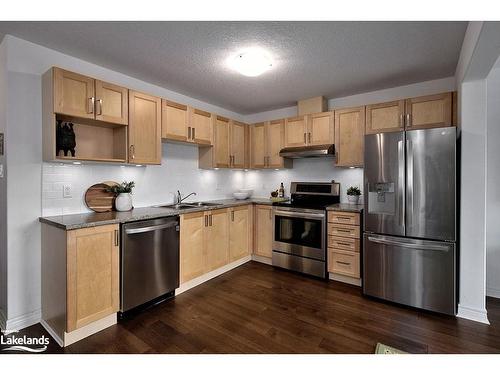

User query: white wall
[486,66,500,298]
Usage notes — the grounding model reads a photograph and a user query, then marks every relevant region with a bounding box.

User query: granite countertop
[326,203,364,213]
[39,198,275,230]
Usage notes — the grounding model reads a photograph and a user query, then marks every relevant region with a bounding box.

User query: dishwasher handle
[125,221,179,235]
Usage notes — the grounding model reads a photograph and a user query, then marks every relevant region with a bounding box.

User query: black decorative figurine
[56,121,76,157]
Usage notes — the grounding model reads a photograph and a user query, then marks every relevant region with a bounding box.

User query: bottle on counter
[278,182,285,198]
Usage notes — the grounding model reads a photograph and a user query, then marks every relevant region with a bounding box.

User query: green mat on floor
[375,343,407,354]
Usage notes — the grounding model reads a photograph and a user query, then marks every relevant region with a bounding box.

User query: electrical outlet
[63,184,72,198]
[0,163,3,178]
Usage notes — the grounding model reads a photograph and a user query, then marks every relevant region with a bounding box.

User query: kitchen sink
[156,202,223,209]
[189,202,222,207]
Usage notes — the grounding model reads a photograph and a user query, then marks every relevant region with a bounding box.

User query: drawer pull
[337,229,351,233]
[338,217,351,220]
[337,242,352,246]
[336,261,351,266]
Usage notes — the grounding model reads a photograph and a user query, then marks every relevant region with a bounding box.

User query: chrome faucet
[176,190,197,205]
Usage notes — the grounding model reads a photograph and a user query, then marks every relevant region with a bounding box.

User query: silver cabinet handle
[205,215,208,227]
[367,235,450,252]
[125,221,178,235]
[114,229,119,246]
[129,145,135,160]
[88,97,95,114]
[192,127,195,140]
[303,133,306,144]
[209,214,212,226]
[397,140,405,229]
[400,113,404,128]
[336,261,351,266]
[188,126,191,140]
[406,113,411,127]
[231,211,234,221]
[97,99,103,115]
[308,132,311,143]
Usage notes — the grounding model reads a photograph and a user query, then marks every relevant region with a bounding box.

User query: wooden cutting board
[84,181,119,213]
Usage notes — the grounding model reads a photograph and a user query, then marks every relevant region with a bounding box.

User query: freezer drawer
[363,233,456,315]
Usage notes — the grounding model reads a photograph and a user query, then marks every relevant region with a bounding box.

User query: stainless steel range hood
[279,144,335,158]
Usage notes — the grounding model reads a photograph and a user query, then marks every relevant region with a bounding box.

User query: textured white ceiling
[0,21,467,114]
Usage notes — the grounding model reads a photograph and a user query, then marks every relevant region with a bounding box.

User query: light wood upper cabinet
[284,116,307,147]
[229,206,251,262]
[214,116,231,168]
[335,106,365,167]
[190,108,213,145]
[365,100,405,135]
[266,119,287,168]
[307,112,334,145]
[405,92,452,130]
[254,205,273,258]
[231,120,247,168]
[204,209,229,272]
[180,211,205,283]
[53,67,95,120]
[250,123,267,169]
[95,80,128,125]
[161,100,189,142]
[66,224,119,332]
[128,90,162,165]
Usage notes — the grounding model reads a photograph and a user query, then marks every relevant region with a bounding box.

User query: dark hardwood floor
[6,261,500,354]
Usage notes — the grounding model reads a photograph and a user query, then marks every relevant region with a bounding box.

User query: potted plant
[107,181,135,211]
[346,186,361,204]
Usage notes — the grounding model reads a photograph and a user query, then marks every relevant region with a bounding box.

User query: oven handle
[274,210,325,220]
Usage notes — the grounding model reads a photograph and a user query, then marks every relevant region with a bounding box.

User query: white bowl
[238,189,253,196]
[233,192,249,200]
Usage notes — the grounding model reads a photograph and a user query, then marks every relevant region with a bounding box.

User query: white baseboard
[251,254,272,265]
[329,273,362,287]
[5,309,41,331]
[63,313,116,347]
[457,304,490,325]
[0,308,6,331]
[486,287,500,299]
[176,255,251,295]
[40,319,63,347]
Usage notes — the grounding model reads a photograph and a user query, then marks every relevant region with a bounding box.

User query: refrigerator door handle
[406,139,414,228]
[397,140,405,230]
[367,235,450,252]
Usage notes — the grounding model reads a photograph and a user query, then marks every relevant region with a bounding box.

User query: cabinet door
[128,91,162,164]
[266,119,285,169]
[161,99,189,142]
[231,120,247,168]
[205,209,229,272]
[229,206,250,262]
[405,92,452,130]
[190,108,213,145]
[53,67,95,119]
[284,116,307,147]
[214,116,231,168]
[334,106,365,167]
[254,205,273,258]
[365,100,405,134]
[95,80,128,125]
[308,112,334,145]
[66,224,119,332]
[180,212,205,283]
[250,123,267,169]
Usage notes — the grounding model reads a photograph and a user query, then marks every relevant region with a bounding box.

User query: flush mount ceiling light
[228,48,274,77]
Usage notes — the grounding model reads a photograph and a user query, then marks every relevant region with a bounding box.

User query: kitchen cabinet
[365,100,405,135]
[94,80,128,125]
[254,205,273,258]
[180,211,206,283]
[214,116,231,168]
[405,92,453,130]
[190,107,213,145]
[230,120,247,168]
[161,99,189,142]
[204,208,230,272]
[229,205,251,262]
[128,90,162,165]
[334,106,365,167]
[250,120,292,169]
[284,116,307,147]
[307,112,335,145]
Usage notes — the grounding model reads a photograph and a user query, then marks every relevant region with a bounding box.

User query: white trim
[0,308,6,331]
[486,287,500,299]
[251,254,272,265]
[63,313,116,347]
[5,309,41,331]
[329,273,362,287]
[40,319,63,347]
[457,304,490,325]
[176,255,251,295]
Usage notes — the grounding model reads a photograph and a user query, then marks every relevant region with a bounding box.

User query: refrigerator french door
[363,127,457,315]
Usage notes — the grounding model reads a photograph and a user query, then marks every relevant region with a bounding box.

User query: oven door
[273,208,326,260]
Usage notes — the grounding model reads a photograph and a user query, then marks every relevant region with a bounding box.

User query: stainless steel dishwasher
[121,216,180,314]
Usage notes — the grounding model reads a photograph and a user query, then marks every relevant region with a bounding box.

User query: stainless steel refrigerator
[363,126,457,315]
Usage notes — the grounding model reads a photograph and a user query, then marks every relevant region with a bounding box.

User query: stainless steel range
[272,181,340,278]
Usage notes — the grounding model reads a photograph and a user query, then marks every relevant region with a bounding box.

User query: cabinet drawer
[328,249,360,278]
[328,236,359,252]
[328,223,360,239]
[328,211,360,225]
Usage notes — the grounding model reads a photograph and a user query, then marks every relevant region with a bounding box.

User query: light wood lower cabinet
[254,205,273,258]
[229,205,251,262]
[179,211,206,283]
[204,208,230,272]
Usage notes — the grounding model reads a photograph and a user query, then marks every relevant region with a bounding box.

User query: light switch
[63,184,72,198]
